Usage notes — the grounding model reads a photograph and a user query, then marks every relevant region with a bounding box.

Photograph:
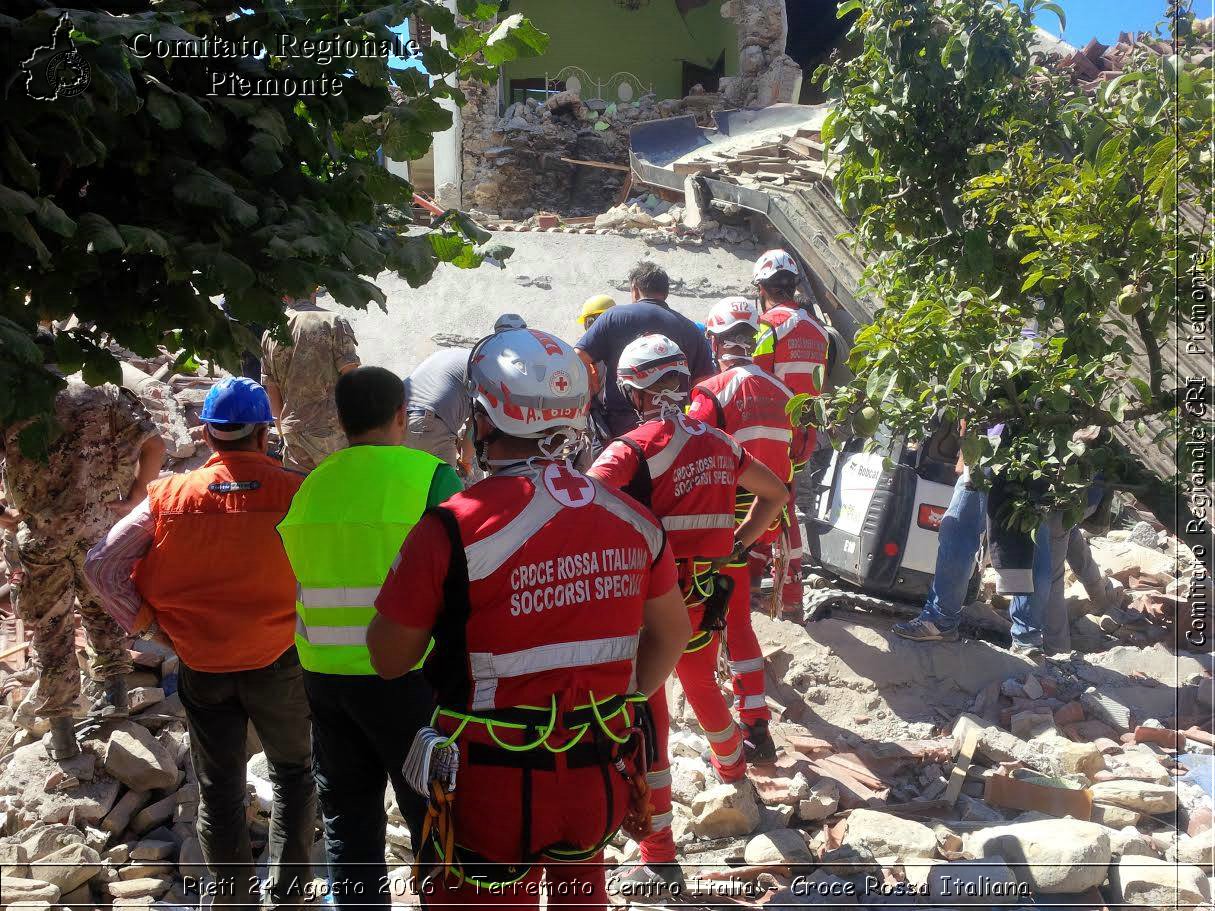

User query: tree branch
[992,388,1181,427]
[1133,308,1164,396]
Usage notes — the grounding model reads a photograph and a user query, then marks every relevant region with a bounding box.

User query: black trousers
[179,648,317,908]
[303,669,434,910]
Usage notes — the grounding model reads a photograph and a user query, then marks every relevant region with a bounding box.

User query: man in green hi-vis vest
[278,365,461,911]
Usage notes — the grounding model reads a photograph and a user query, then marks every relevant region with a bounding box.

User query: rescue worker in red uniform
[687,298,794,763]
[751,250,832,620]
[367,328,690,910]
[588,335,786,892]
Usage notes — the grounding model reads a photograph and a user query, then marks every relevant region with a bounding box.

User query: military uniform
[261,305,359,473]
[3,381,157,722]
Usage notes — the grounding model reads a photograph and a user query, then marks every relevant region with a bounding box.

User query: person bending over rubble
[403,346,476,479]
[86,377,316,909]
[588,334,786,893]
[4,331,165,759]
[261,289,361,473]
[367,328,689,909]
[687,297,797,763]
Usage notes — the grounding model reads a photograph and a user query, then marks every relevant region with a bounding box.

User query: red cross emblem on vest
[543,463,595,508]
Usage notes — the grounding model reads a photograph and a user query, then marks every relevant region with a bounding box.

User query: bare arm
[734,458,788,551]
[367,613,431,680]
[110,434,166,517]
[634,584,690,695]
[264,379,284,422]
[338,361,360,376]
[576,348,601,396]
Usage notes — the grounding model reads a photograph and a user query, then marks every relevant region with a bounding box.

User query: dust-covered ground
[332,231,764,375]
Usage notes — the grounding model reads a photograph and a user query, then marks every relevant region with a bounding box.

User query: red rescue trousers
[422,718,630,909]
[424,854,608,909]
[639,603,746,865]
[749,480,804,612]
[721,562,770,723]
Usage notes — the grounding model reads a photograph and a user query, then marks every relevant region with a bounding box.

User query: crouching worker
[278,366,462,910]
[85,378,316,909]
[366,328,690,909]
[588,335,786,892]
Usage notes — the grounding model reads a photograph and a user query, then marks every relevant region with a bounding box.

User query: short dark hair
[335,366,405,437]
[759,271,798,299]
[628,261,670,299]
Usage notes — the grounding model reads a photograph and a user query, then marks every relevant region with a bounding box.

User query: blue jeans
[920,478,985,633]
[919,477,1051,647]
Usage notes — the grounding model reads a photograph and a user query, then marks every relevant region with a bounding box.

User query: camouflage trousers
[280,431,344,474]
[13,539,133,720]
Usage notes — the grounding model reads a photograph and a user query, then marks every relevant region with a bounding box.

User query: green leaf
[837,0,862,16]
[118,225,171,257]
[81,348,122,387]
[76,213,124,253]
[1021,270,1044,292]
[145,88,182,130]
[946,363,966,393]
[1034,2,1066,30]
[31,198,75,237]
[481,14,549,66]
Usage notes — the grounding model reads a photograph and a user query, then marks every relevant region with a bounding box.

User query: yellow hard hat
[578,294,615,328]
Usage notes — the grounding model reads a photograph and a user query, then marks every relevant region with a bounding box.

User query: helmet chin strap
[476,425,587,474]
[650,388,688,422]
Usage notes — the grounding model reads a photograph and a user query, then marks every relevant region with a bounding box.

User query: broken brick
[1054,701,1085,725]
[1133,726,1185,750]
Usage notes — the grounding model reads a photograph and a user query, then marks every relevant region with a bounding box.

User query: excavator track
[803,586,1009,646]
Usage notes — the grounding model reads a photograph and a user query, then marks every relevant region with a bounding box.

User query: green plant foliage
[815,0,1207,529]
[1,1,548,447]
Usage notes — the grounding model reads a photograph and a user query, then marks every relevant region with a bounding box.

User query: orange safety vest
[133,450,303,673]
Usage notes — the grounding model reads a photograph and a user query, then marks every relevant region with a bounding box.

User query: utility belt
[680,559,735,653]
[411,693,657,890]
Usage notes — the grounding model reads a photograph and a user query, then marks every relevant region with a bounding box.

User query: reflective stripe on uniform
[297,584,382,608]
[736,694,768,710]
[775,362,819,379]
[715,741,744,766]
[296,616,369,647]
[650,811,674,832]
[645,424,691,478]
[594,484,665,560]
[715,363,794,406]
[704,721,739,744]
[729,657,764,675]
[732,426,792,444]
[468,634,640,711]
[464,487,563,582]
[646,768,672,789]
[662,513,734,532]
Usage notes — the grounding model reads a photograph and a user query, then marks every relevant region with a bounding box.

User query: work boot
[88,675,129,719]
[892,617,959,642]
[743,719,777,764]
[613,862,685,897]
[46,716,80,761]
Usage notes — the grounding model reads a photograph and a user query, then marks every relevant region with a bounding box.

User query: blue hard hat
[200,377,273,425]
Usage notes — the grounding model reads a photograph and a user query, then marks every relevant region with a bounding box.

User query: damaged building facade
[425,0,850,217]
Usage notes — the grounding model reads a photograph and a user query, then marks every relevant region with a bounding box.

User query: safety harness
[411,505,655,891]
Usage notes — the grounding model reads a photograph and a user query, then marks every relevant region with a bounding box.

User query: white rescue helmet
[617,334,690,391]
[705,296,760,335]
[468,328,588,439]
[752,249,800,285]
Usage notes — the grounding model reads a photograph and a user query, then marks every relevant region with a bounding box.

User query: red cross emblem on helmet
[543,463,595,507]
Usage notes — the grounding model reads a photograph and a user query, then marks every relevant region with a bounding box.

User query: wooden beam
[559,156,630,172]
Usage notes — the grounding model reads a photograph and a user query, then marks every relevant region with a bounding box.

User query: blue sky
[1035,0,1209,45]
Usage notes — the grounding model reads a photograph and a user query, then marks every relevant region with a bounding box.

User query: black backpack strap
[614,437,652,509]
[423,505,472,709]
[693,385,727,430]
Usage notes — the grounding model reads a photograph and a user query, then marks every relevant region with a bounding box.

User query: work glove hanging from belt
[697,570,734,633]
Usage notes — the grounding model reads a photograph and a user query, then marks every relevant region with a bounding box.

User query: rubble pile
[1052,26,1213,92]
[489,193,759,249]
[461,89,724,220]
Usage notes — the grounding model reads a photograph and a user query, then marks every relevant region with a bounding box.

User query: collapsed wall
[456,0,802,217]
